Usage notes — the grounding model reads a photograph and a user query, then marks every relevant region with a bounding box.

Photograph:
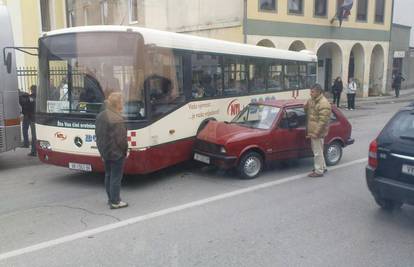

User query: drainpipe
[387,0,395,93]
[243,0,247,44]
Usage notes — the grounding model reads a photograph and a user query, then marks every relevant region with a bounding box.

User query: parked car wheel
[374,198,403,211]
[237,151,263,179]
[325,141,343,166]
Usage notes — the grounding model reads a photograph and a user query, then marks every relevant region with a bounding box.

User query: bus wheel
[196,118,216,134]
[237,151,263,179]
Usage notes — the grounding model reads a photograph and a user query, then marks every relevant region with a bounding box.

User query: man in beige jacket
[304,84,332,177]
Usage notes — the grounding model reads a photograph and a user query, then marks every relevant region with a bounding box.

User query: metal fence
[17,67,82,93]
[17,67,38,93]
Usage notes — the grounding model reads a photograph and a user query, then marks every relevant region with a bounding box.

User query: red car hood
[197,121,263,145]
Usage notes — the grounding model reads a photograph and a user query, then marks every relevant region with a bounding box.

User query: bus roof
[43,26,317,62]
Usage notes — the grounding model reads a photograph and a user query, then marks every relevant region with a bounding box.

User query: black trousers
[332,93,341,107]
[394,86,401,97]
[347,94,355,109]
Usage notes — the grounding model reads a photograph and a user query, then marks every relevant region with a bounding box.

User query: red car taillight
[368,140,378,169]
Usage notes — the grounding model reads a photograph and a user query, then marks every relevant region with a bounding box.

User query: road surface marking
[0,158,367,261]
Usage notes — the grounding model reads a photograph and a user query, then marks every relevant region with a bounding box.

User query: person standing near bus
[331,77,343,108]
[27,85,37,156]
[95,92,128,209]
[19,89,31,148]
[346,77,357,110]
[304,84,331,178]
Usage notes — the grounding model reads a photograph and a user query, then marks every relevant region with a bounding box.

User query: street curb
[356,94,414,107]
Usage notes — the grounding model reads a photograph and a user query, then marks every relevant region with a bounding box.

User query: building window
[314,0,327,17]
[129,0,138,23]
[259,0,276,12]
[40,0,51,31]
[100,0,108,25]
[288,0,303,15]
[356,0,368,21]
[375,0,385,23]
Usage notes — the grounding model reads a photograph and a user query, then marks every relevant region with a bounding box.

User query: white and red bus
[35,26,317,174]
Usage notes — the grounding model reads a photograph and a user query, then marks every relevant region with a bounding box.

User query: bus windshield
[38,32,145,119]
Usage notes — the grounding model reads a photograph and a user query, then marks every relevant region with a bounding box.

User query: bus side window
[267,61,283,92]
[223,56,248,96]
[191,53,222,99]
[298,64,307,89]
[248,58,266,93]
[145,49,185,118]
[307,62,317,88]
[285,62,299,89]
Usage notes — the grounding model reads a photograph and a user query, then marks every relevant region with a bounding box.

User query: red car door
[269,107,307,160]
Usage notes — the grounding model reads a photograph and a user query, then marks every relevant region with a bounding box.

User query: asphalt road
[1,100,414,267]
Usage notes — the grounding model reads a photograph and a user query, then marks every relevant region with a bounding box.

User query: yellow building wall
[248,0,392,31]
[5,0,67,67]
[20,0,40,67]
[54,0,66,29]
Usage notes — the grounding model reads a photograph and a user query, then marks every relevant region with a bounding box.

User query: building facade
[387,24,413,90]
[2,0,66,68]
[246,0,393,97]
[4,0,394,97]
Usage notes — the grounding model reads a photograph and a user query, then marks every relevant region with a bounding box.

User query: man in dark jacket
[95,92,128,209]
[331,77,343,108]
[392,72,405,98]
[19,89,31,148]
[19,85,37,155]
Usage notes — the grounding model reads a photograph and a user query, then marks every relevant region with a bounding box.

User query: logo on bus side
[54,132,67,141]
[227,99,241,116]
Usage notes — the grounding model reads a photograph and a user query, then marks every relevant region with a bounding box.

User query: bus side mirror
[5,52,12,74]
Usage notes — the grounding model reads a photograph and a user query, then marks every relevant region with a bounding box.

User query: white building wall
[144,0,243,32]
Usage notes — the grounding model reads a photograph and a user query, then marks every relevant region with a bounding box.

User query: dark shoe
[110,201,128,209]
[308,172,324,178]
[27,152,37,157]
[312,169,328,173]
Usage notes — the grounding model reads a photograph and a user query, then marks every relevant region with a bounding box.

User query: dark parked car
[366,104,414,210]
[194,100,354,179]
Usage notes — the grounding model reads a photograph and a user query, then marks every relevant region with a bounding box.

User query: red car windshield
[232,104,280,130]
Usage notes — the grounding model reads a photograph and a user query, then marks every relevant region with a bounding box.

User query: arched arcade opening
[316,42,343,91]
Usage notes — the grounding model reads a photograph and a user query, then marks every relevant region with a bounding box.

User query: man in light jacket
[347,78,357,110]
[304,84,332,177]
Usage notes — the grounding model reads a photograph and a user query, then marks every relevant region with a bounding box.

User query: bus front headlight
[39,140,51,150]
[220,146,227,154]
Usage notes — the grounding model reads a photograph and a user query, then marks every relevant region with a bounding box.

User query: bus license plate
[402,164,414,176]
[194,153,210,164]
[69,162,92,172]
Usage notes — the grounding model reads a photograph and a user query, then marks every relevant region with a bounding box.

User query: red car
[194,100,354,179]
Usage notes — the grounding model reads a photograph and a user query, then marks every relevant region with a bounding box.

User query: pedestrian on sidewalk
[347,77,357,110]
[331,77,343,108]
[304,84,331,178]
[392,72,405,98]
[95,92,129,209]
